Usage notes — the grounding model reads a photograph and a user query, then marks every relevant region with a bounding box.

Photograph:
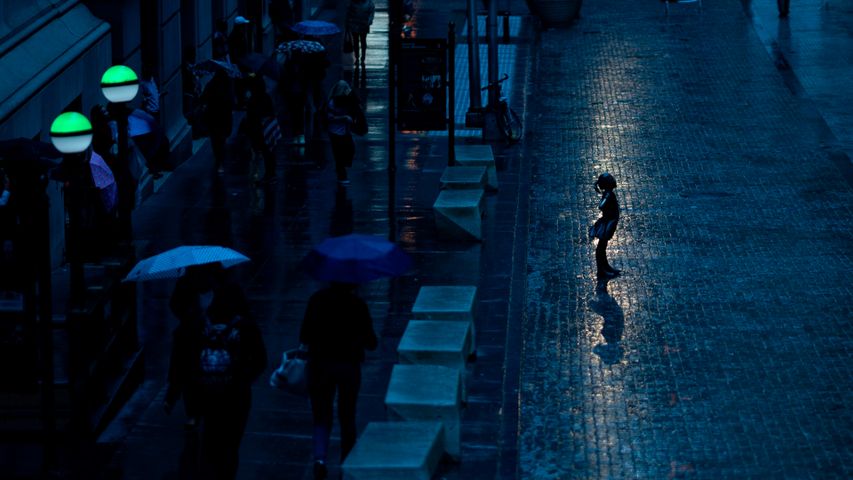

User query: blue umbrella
[290,20,340,36]
[128,109,157,137]
[302,234,412,283]
[123,245,250,282]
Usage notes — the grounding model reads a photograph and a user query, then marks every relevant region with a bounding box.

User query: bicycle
[481,73,523,143]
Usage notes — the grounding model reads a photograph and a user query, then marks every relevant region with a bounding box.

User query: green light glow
[101,65,138,87]
[50,112,92,136]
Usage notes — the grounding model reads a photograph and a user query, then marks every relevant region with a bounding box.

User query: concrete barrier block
[385,364,463,459]
[341,421,445,480]
[412,286,477,322]
[398,320,471,370]
[455,144,498,190]
[439,166,487,190]
[433,189,484,241]
[412,285,478,355]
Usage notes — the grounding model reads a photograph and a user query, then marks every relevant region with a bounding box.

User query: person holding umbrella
[299,233,409,479]
[122,246,253,438]
[299,283,376,480]
[197,285,266,480]
[275,39,326,145]
[164,263,227,429]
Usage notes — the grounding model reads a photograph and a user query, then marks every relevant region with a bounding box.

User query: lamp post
[50,112,96,464]
[50,112,93,303]
[101,65,139,244]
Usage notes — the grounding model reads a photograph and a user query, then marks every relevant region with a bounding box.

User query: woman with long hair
[324,80,360,185]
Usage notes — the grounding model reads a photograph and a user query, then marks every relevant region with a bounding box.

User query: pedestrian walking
[590,172,621,279]
[346,0,375,70]
[213,18,230,62]
[201,70,235,174]
[303,43,331,142]
[0,168,12,246]
[324,80,364,185]
[88,105,121,248]
[197,286,266,480]
[269,0,296,44]
[281,51,308,145]
[229,16,253,109]
[228,16,253,64]
[243,74,279,184]
[164,264,226,429]
[777,0,790,18]
[299,282,377,480]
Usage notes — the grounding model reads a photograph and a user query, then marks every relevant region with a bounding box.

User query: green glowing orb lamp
[49,112,93,154]
[101,65,139,103]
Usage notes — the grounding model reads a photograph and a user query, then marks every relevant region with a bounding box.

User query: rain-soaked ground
[519,0,852,478]
[104,1,529,479]
[93,0,853,479]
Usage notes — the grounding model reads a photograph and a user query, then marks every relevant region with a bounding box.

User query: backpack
[198,316,242,390]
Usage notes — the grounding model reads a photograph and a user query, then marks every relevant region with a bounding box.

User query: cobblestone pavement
[746,0,853,161]
[518,0,853,478]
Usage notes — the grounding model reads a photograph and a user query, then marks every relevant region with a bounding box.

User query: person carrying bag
[324,80,366,186]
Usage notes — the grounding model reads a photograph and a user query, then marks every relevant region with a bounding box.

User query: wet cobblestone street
[518,0,852,478]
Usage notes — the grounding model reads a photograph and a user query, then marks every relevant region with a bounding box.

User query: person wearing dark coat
[244,74,278,184]
[346,0,375,68]
[228,17,253,64]
[213,18,230,61]
[777,0,790,17]
[299,282,377,480]
[201,70,235,174]
[592,172,621,279]
[325,80,361,185]
[164,264,220,428]
[268,0,295,44]
[197,285,266,480]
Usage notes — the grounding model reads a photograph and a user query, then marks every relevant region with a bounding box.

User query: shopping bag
[269,347,308,395]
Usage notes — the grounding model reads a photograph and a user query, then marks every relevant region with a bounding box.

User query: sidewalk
[101,1,534,479]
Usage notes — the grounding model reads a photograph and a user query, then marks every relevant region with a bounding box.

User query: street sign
[397,38,447,131]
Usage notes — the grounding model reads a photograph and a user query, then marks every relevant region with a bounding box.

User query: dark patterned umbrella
[276,39,325,55]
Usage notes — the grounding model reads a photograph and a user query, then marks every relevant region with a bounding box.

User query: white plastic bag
[269,347,309,395]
